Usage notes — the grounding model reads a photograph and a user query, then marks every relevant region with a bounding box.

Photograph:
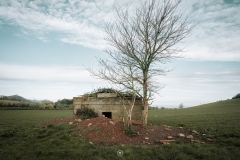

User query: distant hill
[189,98,240,111]
[0,95,53,103]
[7,95,30,102]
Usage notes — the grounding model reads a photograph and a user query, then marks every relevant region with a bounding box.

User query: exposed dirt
[42,116,211,146]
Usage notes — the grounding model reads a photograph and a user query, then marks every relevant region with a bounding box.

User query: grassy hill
[148,98,240,145]
[0,99,239,159]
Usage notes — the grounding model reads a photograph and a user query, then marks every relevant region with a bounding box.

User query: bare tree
[88,0,195,127]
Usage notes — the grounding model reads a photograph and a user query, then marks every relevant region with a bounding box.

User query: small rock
[179,127,183,129]
[149,124,152,126]
[201,142,205,144]
[146,142,150,145]
[137,132,140,135]
[206,138,213,142]
[192,130,199,135]
[69,122,73,125]
[186,135,193,139]
[145,137,149,140]
[167,136,173,140]
[149,129,154,132]
[178,133,185,138]
[195,140,200,143]
[109,121,114,125]
[89,142,93,144]
[87,123,92,127]
[165,128,171,131]
[86,119,90,120]
[162,142,169,145]
[202,134,206,136]
[77,119,82,122]
[190,139,194,143]
[102,115,105,117]
[143,141,145,144]
[160,140,175,144]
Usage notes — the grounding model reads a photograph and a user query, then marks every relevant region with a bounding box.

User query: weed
[124,126,137,137]
[76,107,98,120]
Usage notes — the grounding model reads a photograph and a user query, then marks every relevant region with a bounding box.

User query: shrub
[232,93,240,99]
[124,126,137,137]
[76,106,98,120]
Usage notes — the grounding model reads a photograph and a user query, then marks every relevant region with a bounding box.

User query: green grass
[148,99,240,143]
[0,110,73,128]
[0,99,240,160]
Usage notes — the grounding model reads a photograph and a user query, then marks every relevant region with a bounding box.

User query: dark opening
[102,112,112,119]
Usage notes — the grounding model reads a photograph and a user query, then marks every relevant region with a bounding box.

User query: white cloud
[0,0,239,61]
[0,63,104,84]
[178,0,240,61]
[0,0,117,49]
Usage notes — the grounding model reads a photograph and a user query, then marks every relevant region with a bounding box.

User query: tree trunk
[142,76,148,127]
[142,97,148,127]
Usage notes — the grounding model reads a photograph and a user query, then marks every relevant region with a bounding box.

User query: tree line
[0,99,73,110]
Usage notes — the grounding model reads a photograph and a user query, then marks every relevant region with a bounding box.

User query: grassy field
[0,99,240,160]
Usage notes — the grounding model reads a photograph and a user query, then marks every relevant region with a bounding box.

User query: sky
[0,0,239,108]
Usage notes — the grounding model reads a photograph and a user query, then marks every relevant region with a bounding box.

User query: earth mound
[43,116,211,146]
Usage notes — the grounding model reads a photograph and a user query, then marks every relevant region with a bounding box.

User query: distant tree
[179,103,184,109]
[232,93,240,99]
[161,107,165,109]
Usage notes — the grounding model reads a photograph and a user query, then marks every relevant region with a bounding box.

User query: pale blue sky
[0,0,239,108]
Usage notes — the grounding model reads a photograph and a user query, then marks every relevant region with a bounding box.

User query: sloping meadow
[0,99,240,160]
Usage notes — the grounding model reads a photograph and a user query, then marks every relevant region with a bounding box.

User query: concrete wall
[73,93,142,124]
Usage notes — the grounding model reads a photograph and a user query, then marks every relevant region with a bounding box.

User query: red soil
[42,116,209,146]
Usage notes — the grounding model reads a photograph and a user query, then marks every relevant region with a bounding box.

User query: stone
[69,122,73,125]
[145,137,149,140]
[186,135,193,139]
[89,142,93,144]
[178,133,185,138]
[160,140,175,145]
[190,139,194,143]
[206,138,213,142]
[179,127,183,129]
[202,134,206,136]
[149,129,154,132]
[162,142,169,145]
[87,123,92,127]
[195,140,200,143]
[167,136,173,140]
[77,119,82,122]
[192,130,199,135]
[165,128,171,131]
[109,121,114,125]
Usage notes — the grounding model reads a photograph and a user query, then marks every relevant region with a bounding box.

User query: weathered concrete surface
[73,95,142,124]
[97,93,117,98]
